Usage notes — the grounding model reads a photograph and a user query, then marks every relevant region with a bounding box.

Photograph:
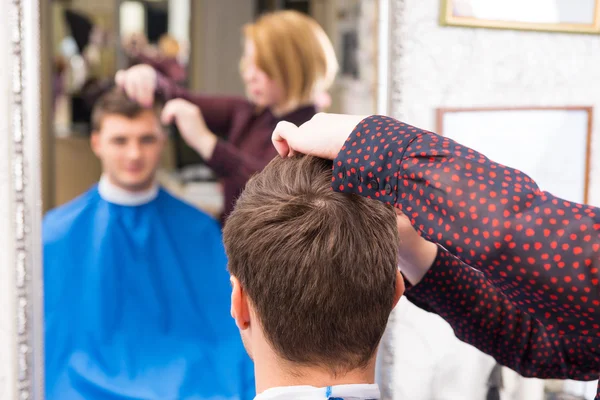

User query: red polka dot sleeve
[332,115,600,335]
[405,245,600,380]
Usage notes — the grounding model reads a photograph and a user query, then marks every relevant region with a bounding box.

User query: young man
[43,88,254,400]
[222,154,559,400]
[222,155,404,400]
[272,113,600,397]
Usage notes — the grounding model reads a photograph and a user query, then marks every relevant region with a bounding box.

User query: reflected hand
[161,99,216,159]
[115,64,157,108]
[272,113,367,160]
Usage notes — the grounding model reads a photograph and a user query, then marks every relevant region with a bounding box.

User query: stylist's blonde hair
[242,10,338,106]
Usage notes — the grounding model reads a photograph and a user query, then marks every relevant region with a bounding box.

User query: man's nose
[126,142,142,159]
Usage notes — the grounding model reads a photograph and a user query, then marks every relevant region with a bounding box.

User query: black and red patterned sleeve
[333,115,600,337]
[405,245,600,380]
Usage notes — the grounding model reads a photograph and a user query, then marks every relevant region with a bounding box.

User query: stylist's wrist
[192,130,218,161]
[398,239,438,286]
[395,209,438,285]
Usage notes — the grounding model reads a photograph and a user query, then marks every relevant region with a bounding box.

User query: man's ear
[90,131,101,157]
[230,276,251,330]
[392,269,405,308]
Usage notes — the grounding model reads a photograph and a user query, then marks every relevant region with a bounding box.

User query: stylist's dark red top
[157,75,316,221]
[332,115,600,397]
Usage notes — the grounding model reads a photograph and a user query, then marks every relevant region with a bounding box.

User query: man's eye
[140,136,158,144]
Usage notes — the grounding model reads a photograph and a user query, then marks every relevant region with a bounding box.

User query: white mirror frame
[374,0,402,399]
[0,0,45,399]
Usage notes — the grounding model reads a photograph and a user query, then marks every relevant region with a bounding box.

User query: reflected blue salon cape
[43,186,255,400]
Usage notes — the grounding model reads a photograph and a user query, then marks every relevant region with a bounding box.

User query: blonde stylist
[116,10,338,222]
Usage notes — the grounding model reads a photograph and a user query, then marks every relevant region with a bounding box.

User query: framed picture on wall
[440,0,600,34]
[436,106,593,204]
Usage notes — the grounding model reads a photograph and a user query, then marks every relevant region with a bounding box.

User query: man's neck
[253,344,376,395]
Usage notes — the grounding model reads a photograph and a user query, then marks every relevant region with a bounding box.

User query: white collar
[98,174,159,206]
[255,384,380,400]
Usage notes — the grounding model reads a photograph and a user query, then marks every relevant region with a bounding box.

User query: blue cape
[43,186,254,400]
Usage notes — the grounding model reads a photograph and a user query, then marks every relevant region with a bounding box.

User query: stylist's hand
[395,209,439,285]
[115,64,157,108]
[162,99,217,160]
[272,113,367,159]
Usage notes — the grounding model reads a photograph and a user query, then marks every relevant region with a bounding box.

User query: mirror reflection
[45,1,382,399]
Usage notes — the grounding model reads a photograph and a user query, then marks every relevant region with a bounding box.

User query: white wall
[389,1,600,398]
[392,0,600,207]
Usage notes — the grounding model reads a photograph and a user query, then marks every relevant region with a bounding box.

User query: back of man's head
[223,155,399,375]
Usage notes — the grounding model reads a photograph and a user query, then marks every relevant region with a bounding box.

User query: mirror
[1,0,388,398]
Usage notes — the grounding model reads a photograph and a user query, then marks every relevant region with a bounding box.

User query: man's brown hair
[91,87,163,131]
[223,155,398,373]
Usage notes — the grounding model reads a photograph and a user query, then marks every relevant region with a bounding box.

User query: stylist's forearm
[398,240,439,286]
[192,131,218,160]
